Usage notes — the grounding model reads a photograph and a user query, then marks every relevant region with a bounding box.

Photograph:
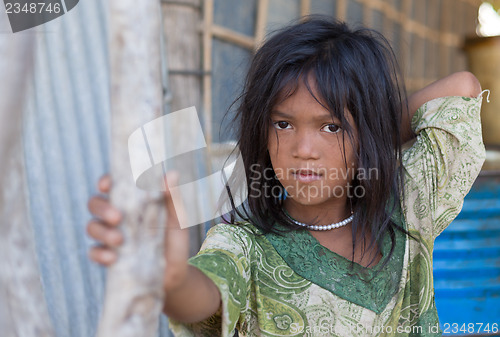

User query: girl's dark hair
[220,15,412,269]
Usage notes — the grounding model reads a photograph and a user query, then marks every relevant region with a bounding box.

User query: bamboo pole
[96,0,165,336]
[202,0,216,245]
[300,0,311,17]
[203,0,214,148]
[212,24,255,50]
[336,0,347,22]
[255,0,269,49]
[0,15,54,337]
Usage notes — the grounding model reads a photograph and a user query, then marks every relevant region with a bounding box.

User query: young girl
[87,16,486,336]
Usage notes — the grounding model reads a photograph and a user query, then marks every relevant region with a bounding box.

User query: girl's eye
[273,121,291,129]
[322,124,341,133]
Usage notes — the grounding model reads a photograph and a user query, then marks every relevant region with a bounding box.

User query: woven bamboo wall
[161,0,482,145]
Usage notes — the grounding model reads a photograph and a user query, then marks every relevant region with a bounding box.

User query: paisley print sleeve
[168,223,251,337]
[400,95,486,241]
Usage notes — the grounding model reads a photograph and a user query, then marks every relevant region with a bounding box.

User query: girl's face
[267,78,358,217]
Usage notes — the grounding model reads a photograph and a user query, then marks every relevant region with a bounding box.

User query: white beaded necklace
[284,210,354,231]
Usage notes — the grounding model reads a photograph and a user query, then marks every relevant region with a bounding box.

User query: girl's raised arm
[401,71,482,144]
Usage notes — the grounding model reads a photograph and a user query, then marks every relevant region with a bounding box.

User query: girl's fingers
[87,195,122,226]
[164,172,183,230]
[88,245,118,266]
[163,171,190,263]
[86,220,123,247]
[98,174,112,194]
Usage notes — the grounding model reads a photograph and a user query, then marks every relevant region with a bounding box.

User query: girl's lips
[293,171,322,183]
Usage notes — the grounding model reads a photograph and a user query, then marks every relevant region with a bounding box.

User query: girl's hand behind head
[86,175,124,266]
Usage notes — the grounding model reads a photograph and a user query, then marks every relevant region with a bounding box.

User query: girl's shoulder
[210,220,262,234]
[204,220,264,246]
[198,220,270,260]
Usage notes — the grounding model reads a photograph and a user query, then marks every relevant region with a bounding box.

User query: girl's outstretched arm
[87,174,221,324]
[401,71,482,144]
[161,173,222,322]
[162,265,222,323]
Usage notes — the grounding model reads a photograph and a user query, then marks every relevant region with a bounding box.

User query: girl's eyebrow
[271,110,338,122]
[270,111,292,118]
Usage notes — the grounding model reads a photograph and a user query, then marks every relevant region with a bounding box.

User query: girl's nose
[292,131,320,159]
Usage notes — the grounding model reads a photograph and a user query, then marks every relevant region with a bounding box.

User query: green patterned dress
[169,95,486,336]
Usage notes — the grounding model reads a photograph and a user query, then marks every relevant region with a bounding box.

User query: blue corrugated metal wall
[434,174,500,335]
[23,1,108,334]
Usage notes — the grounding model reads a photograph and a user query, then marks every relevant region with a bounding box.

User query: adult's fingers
[163,171,190,262]
[87,195,122,226]
[164,172,185,230]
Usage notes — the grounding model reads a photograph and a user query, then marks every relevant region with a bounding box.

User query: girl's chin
[284,195,340,207]
[283,186,349,202]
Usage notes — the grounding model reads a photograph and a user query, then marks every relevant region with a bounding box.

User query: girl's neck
[283,198,352,227]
